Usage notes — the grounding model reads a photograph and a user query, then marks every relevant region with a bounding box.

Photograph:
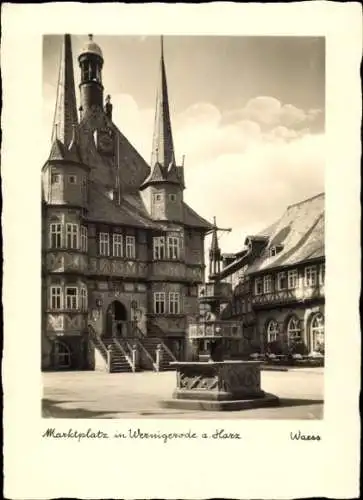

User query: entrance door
[105,300,128,338]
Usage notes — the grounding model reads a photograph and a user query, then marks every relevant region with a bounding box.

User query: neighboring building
[218,193,325,356]
[41,35,213,371]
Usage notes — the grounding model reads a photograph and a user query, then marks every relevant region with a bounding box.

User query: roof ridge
[286,191,325,210]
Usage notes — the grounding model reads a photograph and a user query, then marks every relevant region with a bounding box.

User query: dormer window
[269,245,283,257]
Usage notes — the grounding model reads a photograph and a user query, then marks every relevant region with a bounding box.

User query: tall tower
[140,36,184,222]
[42,34,89,370]
[43,34,88,209]
[78,34,104,118]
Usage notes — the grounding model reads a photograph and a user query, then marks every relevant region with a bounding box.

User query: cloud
[222,96,323,133]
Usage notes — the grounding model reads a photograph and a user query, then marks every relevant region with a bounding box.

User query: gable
[78,106,150,193]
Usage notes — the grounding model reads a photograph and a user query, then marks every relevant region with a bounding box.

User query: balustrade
[188,320,242,339]
[198,282,232,301]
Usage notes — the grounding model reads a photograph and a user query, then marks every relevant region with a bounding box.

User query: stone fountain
[160,218,279,411]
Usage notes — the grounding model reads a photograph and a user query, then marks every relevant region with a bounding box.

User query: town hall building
[41,35,213,372]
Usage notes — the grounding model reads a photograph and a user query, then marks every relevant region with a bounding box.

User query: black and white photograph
[3,3,360,499]
[41,33,325,419]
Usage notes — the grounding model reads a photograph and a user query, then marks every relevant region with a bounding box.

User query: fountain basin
[159,361,279,411]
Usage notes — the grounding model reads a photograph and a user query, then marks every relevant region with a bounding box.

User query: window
[255,277,263,295]
[125,236,136,259]
[310,313,324,352]
[266,320,279,343]
[50,286,62,309]
[68,174,77,184]
[277,272,288,290]
[99,232,110,256]
[81,226,88,252]
[153,237,165,260]
[50,223,62,249]
[53,341,71,368]
[263,275,273,294]
[80,287,88,311]
[169,292,180,314]
[269,245,283,257]
[305,266,317,287]
[288,269,298,289]
[287,316,301,344]
[169,194,176,201]
[319,263,325,285]
[154,292,166,314]
[51,173,60,184]
[153,193,163,202]
[66,223,79,250]
[113,234,123,257]
[83,61,91,80]
[65,287,78,310]
[167,236,180,259]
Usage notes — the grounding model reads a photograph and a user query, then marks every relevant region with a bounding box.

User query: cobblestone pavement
[42,368,324,419]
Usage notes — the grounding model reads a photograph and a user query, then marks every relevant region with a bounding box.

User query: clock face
[97,127,114,154]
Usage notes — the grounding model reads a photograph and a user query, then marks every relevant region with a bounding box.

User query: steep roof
[50,35,80,163]
[183,203,214,230]
[246,192,325,274]
[141,37,184,190]
[87,182,162,229]
[150,36,175,170]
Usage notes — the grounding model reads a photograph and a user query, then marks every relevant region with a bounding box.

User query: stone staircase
[139,336,177,371]
[88,326,133,373]
[103,338,134,373]
[89,324,177,373]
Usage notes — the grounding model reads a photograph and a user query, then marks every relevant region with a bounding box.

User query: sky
[43,35,325,254]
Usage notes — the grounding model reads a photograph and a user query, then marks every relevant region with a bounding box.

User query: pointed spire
[209,216,222,278]
[51,34,78,150]
[150,35,175,170]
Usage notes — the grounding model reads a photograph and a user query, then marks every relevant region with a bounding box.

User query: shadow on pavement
[277,398,324,408]
[42,396,324,419]
[42,398,120,419]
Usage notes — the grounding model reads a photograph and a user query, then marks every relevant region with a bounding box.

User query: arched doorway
[105,300,128,338]
[310,312,324,353]
[53,340,71,369]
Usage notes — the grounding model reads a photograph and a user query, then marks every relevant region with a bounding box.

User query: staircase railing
[130,323,177,368]
[88,325,110,371]
[160,342,177,362]
[135,339,158,372]
[114,337,135,372]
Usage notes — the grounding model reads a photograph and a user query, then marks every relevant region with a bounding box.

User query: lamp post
[92,297,103,322]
